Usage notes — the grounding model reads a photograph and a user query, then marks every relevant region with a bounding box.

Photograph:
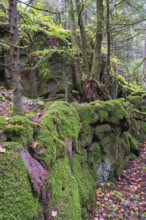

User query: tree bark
[75,0,89,77]
[67,0,82,93]
[90,0,104,79]
[9,0,24,115]
[106,0,111,75]
[144,38,146,72]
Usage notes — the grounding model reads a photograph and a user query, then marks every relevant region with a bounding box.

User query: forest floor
[0,88,45,117]
[93,143,146,220]
[1,88,146,220]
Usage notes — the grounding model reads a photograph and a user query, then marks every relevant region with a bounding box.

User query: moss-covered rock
[0,99,142,220]
[73,155,95,219]
[127,95,142,106]
[3,116,35,148]
[94,124,112,140]
[99,133,128,178]
[49,159,81,220]
[75,103,99,124]
[0,146,42,220]
[94,99,129,124]
[79,123,93,147]
[38,101,80,168]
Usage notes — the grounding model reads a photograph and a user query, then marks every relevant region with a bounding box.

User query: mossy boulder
[38,101,80,168]
[0,146,42,220]
[49,159,81,220]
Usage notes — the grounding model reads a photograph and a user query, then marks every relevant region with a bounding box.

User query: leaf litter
[93,143,146,220]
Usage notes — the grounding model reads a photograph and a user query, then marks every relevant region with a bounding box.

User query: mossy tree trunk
[75,0,89,77]
[67,0,82,94]
[9,0,24,115]
[90,0,104,79]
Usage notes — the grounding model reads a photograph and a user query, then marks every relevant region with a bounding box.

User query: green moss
[38,101,80,168]
[49,159,81,220]
[128,153,137,160]
[123,131,139,153]
[0,94,6,102]
[79,123,93,147]
[116,74,143,93]
[100,133,126,178]
[94,99,128,124]
[3,142,23,150]
[37,51,73,80]
[95,124,112,140]
[127,95,142,105]
[3,116,35,148]
[0,116,6,131]
[74,103,99,124]
[0,148,42,220]
[123,132,131,154]
[138,121,146,139]
[128,132,139,152]
[88,143,102,174]
[73,155,95,219]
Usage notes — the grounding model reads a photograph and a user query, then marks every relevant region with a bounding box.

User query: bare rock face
[21,150,48,201]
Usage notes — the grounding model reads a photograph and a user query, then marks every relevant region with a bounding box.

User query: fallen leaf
[0,145,6,153]
[51,210,57,217]
[32,141,38,149]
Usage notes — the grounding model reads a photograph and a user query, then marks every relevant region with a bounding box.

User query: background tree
[9,0,24,115]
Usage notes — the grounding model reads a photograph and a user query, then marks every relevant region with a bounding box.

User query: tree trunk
[106,0,111,75]
[144,38,146,72]
[9,0,24,115]
[75,0,89,77]
[67,0,82,93]
[90,0,104,79]
[4,52,12,88]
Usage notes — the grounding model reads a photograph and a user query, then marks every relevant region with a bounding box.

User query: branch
[78,2,84,26]
[134,57,146,71]
[16,0,66,14]
[115,0,126,7]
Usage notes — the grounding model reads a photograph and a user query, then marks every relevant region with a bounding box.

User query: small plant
[133,194,140,201]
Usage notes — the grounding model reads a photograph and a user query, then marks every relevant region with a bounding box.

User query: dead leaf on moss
[0,144,6,153]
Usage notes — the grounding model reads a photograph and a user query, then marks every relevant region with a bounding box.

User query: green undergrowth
[115,74,143,94]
